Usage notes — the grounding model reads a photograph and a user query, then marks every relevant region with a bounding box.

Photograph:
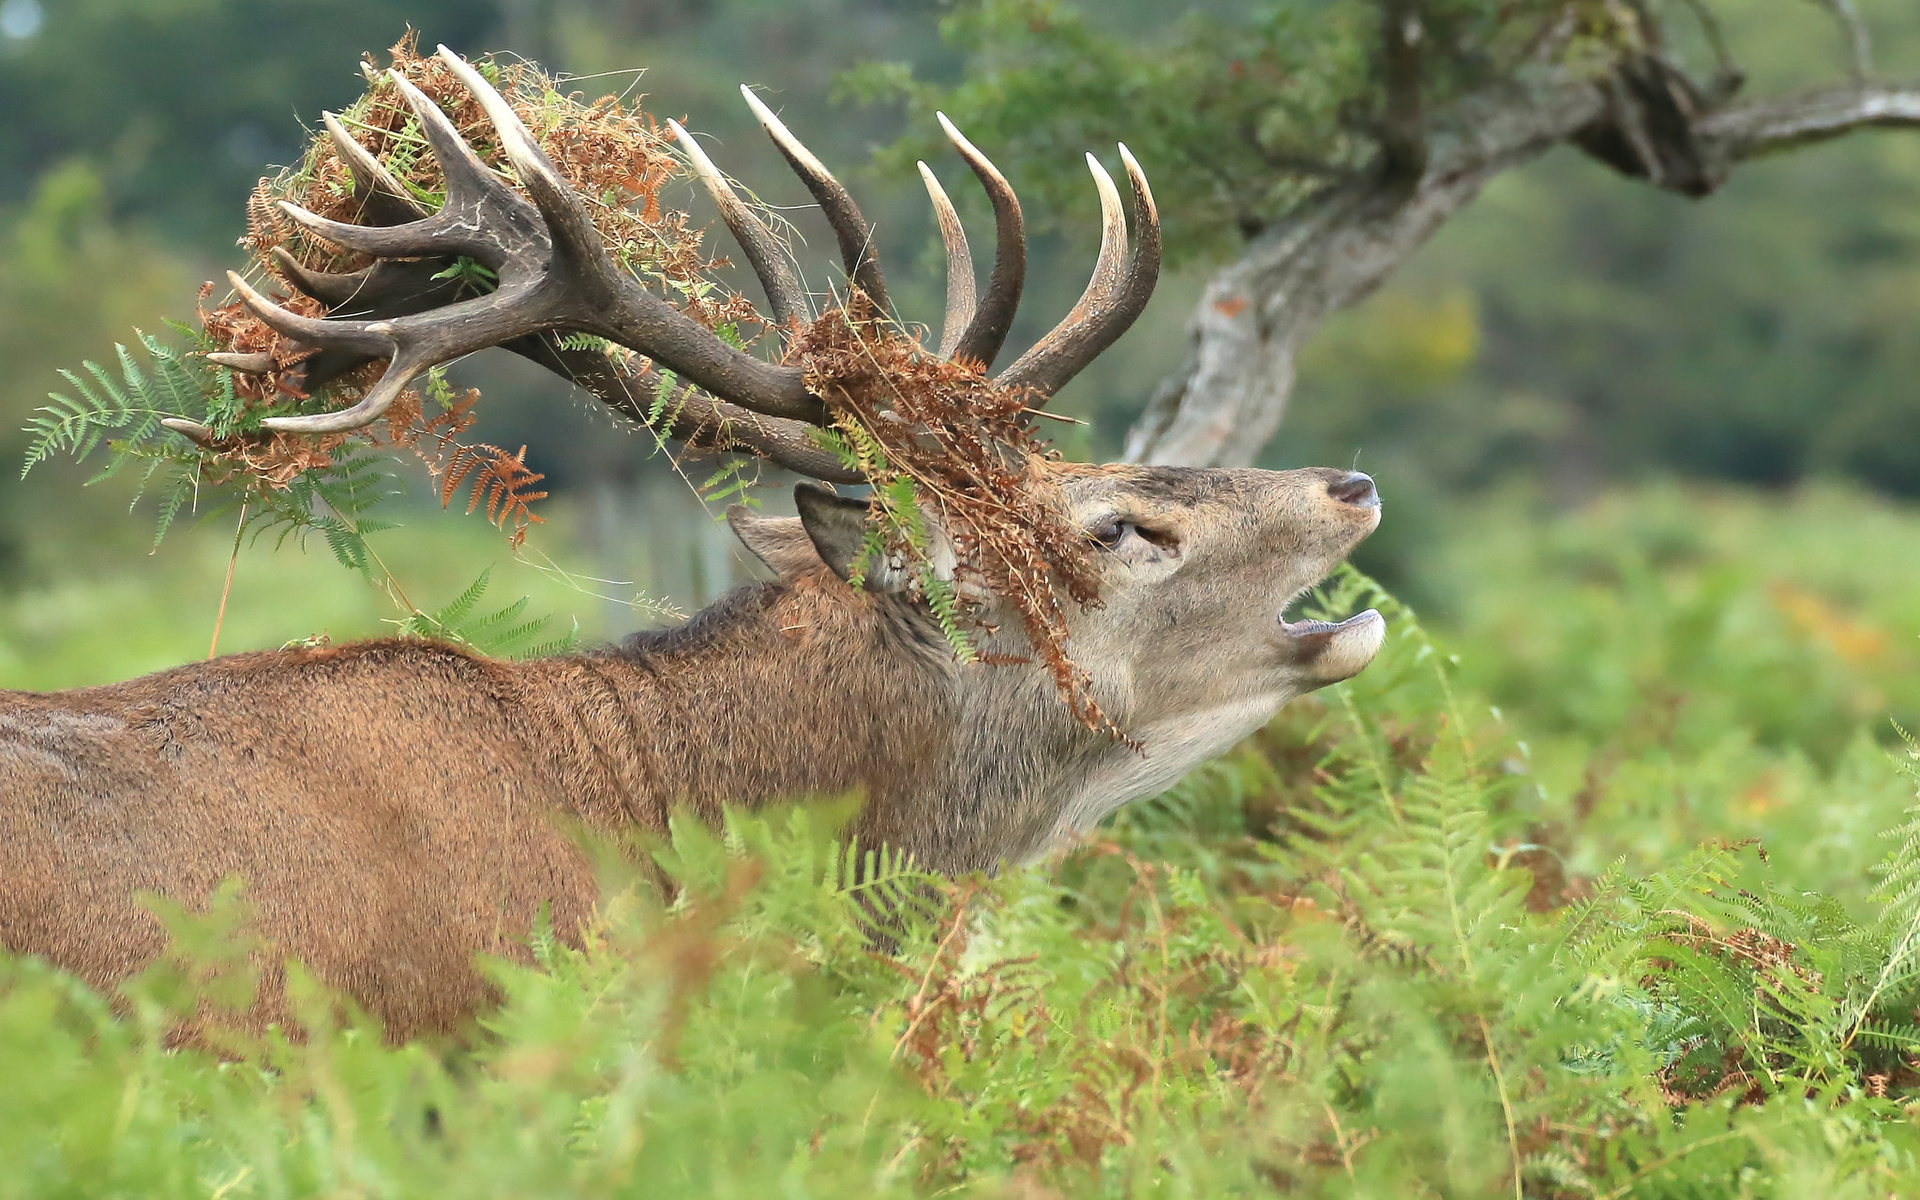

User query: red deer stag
[0,48,1384,1038]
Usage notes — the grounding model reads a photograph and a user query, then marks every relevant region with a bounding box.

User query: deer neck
[516,574,1143,874]
[519,577,961,842]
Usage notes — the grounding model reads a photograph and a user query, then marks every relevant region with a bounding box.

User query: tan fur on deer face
[1051,462,1383,709]
[742,462,1384,866]
[1041,464,1383,831]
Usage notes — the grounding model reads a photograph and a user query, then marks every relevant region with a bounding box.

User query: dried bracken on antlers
[793,299,1111,732]
[173,35,785,529]
[242,52,817,433]
[182,37,1163,726]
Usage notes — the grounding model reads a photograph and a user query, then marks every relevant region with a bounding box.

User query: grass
[7,480,1920,1197]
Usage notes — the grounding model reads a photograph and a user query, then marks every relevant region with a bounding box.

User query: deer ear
[726,506,822,580]
[793,483,876,583]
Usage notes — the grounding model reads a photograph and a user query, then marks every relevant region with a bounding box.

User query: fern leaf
[435,568,495,630]
[151,469,197,548]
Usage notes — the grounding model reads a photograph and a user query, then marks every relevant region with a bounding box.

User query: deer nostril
[1327,471,1378,509]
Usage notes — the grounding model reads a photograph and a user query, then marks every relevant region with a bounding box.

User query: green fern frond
[150,469,198,549]
[700,457,760,510]
[555,332,613,354]
[21,336,220,481]
[919,566,976,664]
[393,569,578,660]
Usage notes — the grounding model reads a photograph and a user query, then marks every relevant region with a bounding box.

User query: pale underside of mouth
[1275,604,1387,681]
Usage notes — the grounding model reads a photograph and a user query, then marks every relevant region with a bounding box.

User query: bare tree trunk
[1125,75,1920,468]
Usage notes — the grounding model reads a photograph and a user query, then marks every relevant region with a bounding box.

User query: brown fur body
[0,465,1384,1038]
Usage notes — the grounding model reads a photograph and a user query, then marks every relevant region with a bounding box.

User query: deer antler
[231,49,822,435]
[180,46,1160,480]
[996,146,1159,400]
[930,112,1027,370]
[740,86,890,317]
[669,117,810,334]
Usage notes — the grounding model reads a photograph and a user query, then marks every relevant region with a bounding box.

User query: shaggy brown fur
[0,569,952,1039]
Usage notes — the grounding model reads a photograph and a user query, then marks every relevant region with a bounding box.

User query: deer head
[189,46,1384,855]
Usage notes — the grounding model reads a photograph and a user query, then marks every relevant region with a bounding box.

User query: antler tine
[935,113,1025,369]
[996,153,1126,394]
[205,352,273,374]
[996,147,1159,399]
[271,244,367,307]
[666,118,810,334]
[269,246,457,314]
[431,48,609,276]
[228,270,450,433]
[739,85,890,315]
[230,271,395,359]
[1108,143,1161,353]
[321,110,426,225]
[917,162,977,360]
[276,72,510,262]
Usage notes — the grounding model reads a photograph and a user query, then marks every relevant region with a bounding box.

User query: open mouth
[1280,612,1379,640]
[1273,577,1388,682]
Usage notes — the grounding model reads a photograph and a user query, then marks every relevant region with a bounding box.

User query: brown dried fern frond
[437,443,549,548]
[795,298,1113,736]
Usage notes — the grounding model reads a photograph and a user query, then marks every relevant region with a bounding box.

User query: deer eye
[1089,519,1133,549]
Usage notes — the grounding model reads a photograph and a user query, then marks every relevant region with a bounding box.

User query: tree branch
[1809,0,1875,83]
[1675,0,1745,96]
[1125,71,1920,468]
[1125,79,1603,466]
[1695,82,1920,160]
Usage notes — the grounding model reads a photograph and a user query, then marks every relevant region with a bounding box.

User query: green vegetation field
[7,482,1920,1197]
